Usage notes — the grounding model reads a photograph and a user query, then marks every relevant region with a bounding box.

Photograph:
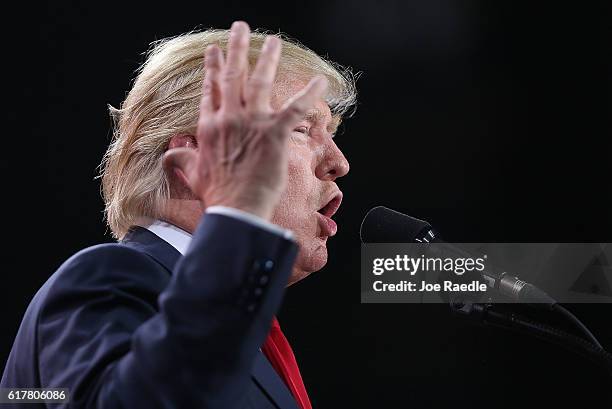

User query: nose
[315,140,350,181]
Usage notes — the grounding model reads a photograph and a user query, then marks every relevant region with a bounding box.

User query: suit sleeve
[37,213,298,409]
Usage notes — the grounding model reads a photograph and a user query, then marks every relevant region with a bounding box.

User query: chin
[287,237,329,285]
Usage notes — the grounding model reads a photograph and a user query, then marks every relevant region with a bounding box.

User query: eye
[293,125,309,135]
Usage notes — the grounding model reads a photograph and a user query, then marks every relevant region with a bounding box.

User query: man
[1,21,355,408]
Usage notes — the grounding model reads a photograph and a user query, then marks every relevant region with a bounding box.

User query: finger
[246,36,281,111]
[276,76,328,132]
[222,21,250,110]
[200,45,224,114]
[163,148,198,189]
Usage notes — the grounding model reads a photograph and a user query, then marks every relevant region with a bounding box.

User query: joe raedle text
[372,280,487,293]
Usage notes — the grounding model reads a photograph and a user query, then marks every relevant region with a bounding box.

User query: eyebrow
[303,108,342,135]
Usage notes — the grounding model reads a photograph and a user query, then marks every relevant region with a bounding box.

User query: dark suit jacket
[1,214,301,408]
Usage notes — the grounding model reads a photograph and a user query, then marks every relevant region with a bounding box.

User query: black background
[2,1,611,407]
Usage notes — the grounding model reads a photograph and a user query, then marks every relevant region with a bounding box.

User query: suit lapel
[252,352,300,409]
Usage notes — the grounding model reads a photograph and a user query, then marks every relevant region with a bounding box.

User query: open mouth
[317,194,343,218]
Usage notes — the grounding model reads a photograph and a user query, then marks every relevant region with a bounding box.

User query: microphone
[360,206,556,306]
[360,206,436,243]
[360,206,607,354]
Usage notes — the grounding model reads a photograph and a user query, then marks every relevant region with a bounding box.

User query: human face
[270,78,350,285]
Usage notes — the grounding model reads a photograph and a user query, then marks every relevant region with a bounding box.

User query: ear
[164,134,199,197]
[168,134,198,150]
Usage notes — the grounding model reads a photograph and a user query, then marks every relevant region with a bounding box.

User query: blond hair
[100,29,357,239]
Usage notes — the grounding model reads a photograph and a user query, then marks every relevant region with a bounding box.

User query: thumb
[163,147,199,190]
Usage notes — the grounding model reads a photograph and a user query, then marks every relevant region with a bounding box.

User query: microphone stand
[449,299,612,374]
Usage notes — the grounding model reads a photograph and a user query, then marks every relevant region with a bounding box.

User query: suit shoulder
[64,241,155,266]
[39,242,170,303]
[3,242,169,386]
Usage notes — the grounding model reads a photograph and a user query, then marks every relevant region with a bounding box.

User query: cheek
[274,147,316,224]
[286,161,311,209]
[272,145,330,273]
[273,151,321,248]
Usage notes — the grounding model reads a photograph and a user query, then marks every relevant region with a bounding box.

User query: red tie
[261,317,312,409]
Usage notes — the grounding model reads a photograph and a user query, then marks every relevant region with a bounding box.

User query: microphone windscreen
[360,206,432,243]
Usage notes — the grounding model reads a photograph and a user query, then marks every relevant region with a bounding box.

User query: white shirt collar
[136,218,192,255]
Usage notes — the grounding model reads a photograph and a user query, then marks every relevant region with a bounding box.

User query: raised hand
[164,21,328,221]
